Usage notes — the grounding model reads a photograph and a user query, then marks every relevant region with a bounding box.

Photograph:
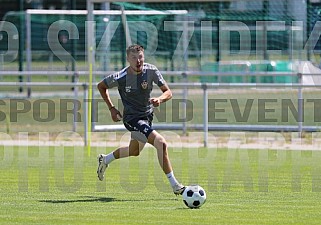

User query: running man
[96,44,185,195]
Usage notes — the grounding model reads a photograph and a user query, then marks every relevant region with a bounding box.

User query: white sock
[166,171,179,187]
[103,152,115,165]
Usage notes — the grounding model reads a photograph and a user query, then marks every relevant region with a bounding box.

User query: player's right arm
[97,80,122,122]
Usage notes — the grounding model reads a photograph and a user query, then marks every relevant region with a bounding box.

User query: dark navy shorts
[124,115,154,143]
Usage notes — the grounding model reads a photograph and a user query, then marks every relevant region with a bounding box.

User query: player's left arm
[150,83,172,107]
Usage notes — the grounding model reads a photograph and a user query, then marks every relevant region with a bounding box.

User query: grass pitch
[1,145,321,224]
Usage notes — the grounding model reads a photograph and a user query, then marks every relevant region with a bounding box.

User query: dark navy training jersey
[103,63,166,122]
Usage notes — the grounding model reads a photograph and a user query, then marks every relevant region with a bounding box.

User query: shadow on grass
[39,196,116,204]
[39,195,176,204]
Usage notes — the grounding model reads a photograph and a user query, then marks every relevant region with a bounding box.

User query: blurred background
[1,1,321,73]
[1,0,321,141]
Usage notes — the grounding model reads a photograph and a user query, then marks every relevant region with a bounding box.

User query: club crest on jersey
[141,80,148,89]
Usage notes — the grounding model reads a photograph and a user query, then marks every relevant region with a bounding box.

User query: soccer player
[96,44,185,195]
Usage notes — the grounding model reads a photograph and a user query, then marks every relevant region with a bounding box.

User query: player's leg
[148,130,185,195]
[97,140,145,181]
[147,131,171,173]
[114,139,145,158]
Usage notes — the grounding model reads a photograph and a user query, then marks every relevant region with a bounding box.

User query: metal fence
[1,70,321,147]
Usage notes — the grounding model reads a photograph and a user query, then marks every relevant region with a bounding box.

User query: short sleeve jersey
[103,63,166,122]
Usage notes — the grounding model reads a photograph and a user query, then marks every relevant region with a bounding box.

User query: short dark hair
[126,44,144,55]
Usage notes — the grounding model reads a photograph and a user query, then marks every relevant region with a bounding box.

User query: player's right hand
[110,107,122,122]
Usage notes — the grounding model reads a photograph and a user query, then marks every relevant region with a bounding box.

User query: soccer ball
[182,185,206,209]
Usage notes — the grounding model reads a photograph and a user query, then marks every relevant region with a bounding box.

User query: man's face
[127,51,144,73]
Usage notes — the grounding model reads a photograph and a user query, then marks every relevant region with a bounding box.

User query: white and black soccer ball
[182,185,206,209]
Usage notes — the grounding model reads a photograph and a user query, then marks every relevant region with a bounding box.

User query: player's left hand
[150,98,161,107]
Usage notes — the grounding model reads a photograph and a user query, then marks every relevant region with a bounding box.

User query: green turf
[1,145,321,224]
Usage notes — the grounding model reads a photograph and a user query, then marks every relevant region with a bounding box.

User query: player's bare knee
[154,136,168,154]
[154,136,165,146]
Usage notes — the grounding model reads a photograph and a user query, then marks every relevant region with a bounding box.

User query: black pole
[71,0,76,72]
[18,0,24,93]
[71,0,77,87]
[121,27,126,68]
[215,2,222,63]
[307,0,311,61]
[263,0,269,61]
